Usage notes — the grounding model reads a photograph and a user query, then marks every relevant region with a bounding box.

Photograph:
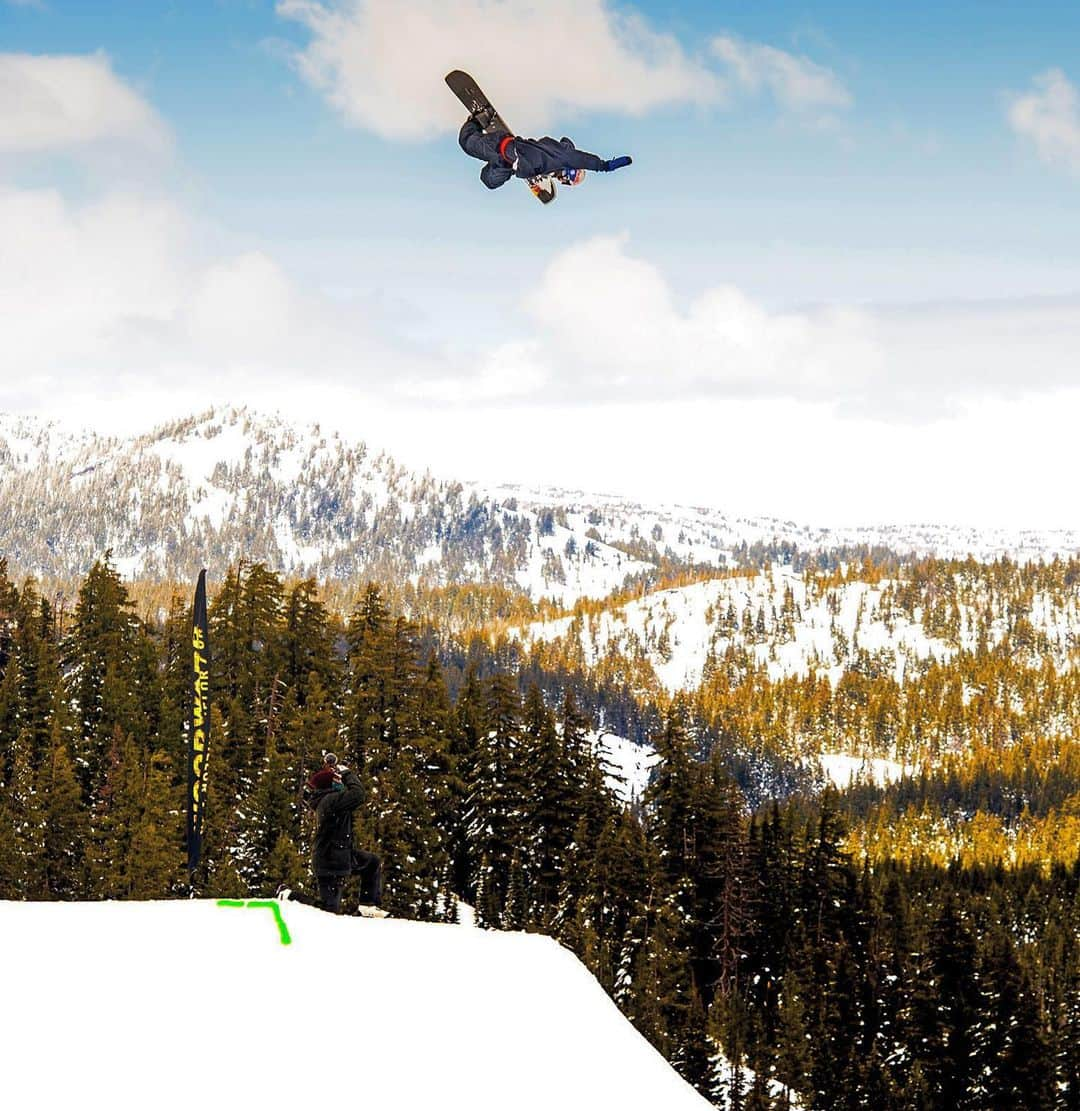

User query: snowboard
[357,904,389,919]
[445,69,556,205]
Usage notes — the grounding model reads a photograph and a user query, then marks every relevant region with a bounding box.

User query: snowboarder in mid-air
[458,116,632,192]
[446,69,631,203]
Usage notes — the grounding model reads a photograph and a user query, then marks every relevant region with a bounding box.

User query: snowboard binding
[528,175,557,204]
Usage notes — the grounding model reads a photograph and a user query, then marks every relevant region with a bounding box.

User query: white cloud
[706,33,853,111]
[711,34,851,111]
[0,187,186,367]
[396,236,1080,419]
[276,0,722,139]
[1007,68,1080,174]
[0,52,169,155]
[6,182,1080,432]
[467,235,880,404]
[341,391,1080,531]
[0,183,406,415]
[0,56,424,418]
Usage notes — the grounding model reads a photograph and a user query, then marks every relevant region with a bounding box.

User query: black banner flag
[188,569,211,878]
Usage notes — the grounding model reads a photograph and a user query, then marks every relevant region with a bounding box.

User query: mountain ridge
[2,406,1079,599]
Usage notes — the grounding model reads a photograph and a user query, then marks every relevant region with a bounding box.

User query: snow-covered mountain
[516,560,1080,792]
[0,407,658,597]
[1,898,712,1110]
[2,406,1079,598]
[515,563,1080,693]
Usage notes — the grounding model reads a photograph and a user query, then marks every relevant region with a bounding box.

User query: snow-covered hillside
[0,408,660,597]
[3,406,1080,597]
[0,899,710,1110]
[595,729,659,804]
[485,481,1080,568]
[517,564,1080,694]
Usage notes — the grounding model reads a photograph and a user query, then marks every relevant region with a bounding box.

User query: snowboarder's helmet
[558,168,585,187]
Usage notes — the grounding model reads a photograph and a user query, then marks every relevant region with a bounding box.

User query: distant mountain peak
[1,407,1078,595]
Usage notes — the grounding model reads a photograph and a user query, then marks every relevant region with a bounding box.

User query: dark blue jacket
[458,118,607,189]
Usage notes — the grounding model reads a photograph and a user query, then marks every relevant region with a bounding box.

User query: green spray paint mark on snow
[216,899,292,945]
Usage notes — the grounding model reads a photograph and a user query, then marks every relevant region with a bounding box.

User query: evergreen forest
[1,556,1078,1109]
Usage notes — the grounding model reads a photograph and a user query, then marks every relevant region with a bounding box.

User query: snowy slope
[0,407,656,598]
[0,899,710,1111]
[3,406,1080,595]
[595,730,658,804]
[516,564,1080,694]
[484,482,1080,567]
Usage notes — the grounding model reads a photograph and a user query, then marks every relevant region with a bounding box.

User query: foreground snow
[0,899,710,1111]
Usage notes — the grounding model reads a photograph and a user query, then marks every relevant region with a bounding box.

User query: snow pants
[351,849,383,907]
[287,851,381,913]
[458,118,513,189]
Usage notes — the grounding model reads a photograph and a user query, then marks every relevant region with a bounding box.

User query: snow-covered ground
[815,753,913,789]
[0,899,710,1111]
[516,564,1080,694]
[594,731,658,804]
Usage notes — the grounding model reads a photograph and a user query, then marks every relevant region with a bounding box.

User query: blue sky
[2,0,1080,526]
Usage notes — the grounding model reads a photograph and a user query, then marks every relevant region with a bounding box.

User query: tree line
[0,558,1078,1108]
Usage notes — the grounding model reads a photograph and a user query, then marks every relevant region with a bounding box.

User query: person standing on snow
[278,753,385,916]
[457,115,632,190]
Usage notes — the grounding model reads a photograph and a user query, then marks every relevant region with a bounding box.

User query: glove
[601,156,632,172]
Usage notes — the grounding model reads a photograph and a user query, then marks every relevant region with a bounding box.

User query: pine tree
[503,849,529,930]
[63,557,159,801]
[520,683,569,920]
[283,578,339,707]
[85,728,150,898]
[211,562,286,723]
[0,647,24,787]
[646,700,697,889]
[6,583,60,773]
[157,591,193,772]
[345,582,394,771]
[448,664,485,899]
[344,592,451,919]
[628,900,699,1076]
[40,710,89,899]
[467,672,526,920]
[772,945,815,1109]
[921,893,980,1107]
[689,760,749,1005]
[125,750,184,898]
[975,927,1054,1109]
[236,726,299,894]
[195,704,248,898]
[0,725,46,897]
[266,829,307,893]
